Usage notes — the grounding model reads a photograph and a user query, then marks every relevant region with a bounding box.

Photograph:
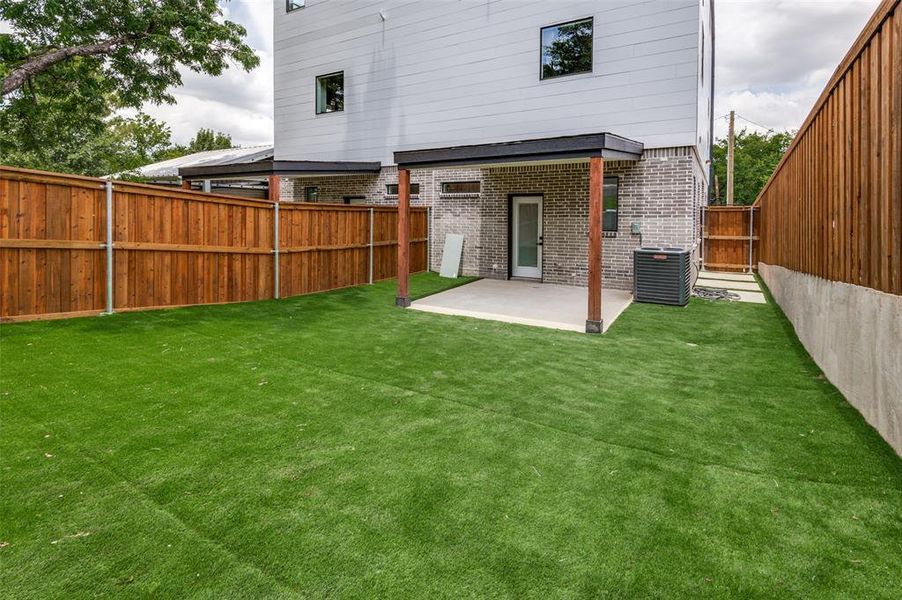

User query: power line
[734,113,776,133]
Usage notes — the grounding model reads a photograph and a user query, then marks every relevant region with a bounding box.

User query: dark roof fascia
[394,132,643,168]
[180,160,382,179]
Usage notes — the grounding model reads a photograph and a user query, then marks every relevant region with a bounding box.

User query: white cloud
[713,0,879,139]
[139,0,274,146]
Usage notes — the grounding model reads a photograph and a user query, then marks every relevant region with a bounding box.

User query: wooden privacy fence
[702,205,760,272]
[754,0,901,294]
[0,166,428,321]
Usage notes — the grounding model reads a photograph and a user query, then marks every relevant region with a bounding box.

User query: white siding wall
[274,0,709,165]
[696,0,714,175]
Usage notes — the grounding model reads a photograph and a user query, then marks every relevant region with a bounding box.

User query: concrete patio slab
[698,270,757,282]
[694,269,767,304]
[695,278,762,291]
[410,279,633,333]
[732,290,767,304]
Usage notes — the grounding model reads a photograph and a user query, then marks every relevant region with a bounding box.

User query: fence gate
[702,206,759,273]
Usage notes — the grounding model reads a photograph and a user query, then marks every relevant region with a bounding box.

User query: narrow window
[540,18,593,80]
[316,72,344,114]
[287,0,304,12]
[386,183,420,195]
[304,186,319,202]
[441,181,481,194]
[343,196,367,205]
[603,176,618,231]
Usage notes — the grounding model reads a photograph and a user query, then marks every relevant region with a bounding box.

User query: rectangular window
[315,72,344,114]
[304,186,318,202]
[286,0,304,12]
[343,196,367,205]
[386,183,420,196]
[541,18,593,80]
[441,181,481,194]
[603,176,618,232]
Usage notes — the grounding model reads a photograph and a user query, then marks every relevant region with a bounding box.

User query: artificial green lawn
[1,273,900,598]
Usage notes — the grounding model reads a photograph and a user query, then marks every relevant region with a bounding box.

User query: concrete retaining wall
[759,263,902,455]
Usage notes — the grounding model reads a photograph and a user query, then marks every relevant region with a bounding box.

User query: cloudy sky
[139,0,881,146]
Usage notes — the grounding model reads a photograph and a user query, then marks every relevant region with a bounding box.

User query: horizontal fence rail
[754,0,901,294]
[703,206,760,272]
[0,166,427,321]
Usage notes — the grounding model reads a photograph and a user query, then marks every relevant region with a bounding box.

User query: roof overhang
[394,133,643,169]
[179,159,382,180]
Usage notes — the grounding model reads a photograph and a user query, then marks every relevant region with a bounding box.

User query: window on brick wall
[304,186,318,202]
[386,183,420,196]
[603,176,619,231]
[441,181,481,194]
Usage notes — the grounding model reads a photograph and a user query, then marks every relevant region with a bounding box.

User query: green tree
[186,128,232,153]
[1,104,176,176]
[712,129,795,205]
[0,0,257,175]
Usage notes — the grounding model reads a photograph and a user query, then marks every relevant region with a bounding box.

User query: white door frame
[511,195,543,279]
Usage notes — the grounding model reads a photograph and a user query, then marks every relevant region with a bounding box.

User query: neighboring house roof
[123,145,274,179]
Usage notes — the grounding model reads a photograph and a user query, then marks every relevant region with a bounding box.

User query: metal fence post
[748,206,755,273]
[368,207,374,284]
[427,206,432,273]
[105,180,114,314]
[273,203,280,299]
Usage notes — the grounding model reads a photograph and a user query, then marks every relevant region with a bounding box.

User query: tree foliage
[154,127,233,163]
[711,129,795,205]
[186,128,232,153]
[0,0,257,175]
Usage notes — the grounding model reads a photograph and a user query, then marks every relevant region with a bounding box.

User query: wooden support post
[268,175,281,202]
[396,168,411,307]
[586,157,604,333]
[181,179,191,190]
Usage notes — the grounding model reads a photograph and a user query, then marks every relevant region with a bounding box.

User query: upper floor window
[316,72,344,114]
[287,0,304,12]
[540,18,593,80]
[386,183,420,196]
[441,181,480,194]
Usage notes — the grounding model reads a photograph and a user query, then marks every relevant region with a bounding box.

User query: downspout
[708,0,716,204]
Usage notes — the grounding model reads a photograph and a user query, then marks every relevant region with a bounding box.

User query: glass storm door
[511,196,543,279]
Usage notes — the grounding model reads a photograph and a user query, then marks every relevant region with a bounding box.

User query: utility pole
[726,110,735,206]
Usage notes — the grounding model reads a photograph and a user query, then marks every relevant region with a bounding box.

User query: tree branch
[2,36,131,96]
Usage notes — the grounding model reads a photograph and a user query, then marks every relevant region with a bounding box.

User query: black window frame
[539,17,594,81]
[286,0,305,12]
[315,71,344,115]
[602,176,619,232]
[385,183,420,196]
[304,186,319,202]
[343,196,367,205]
[440,181,481,194]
